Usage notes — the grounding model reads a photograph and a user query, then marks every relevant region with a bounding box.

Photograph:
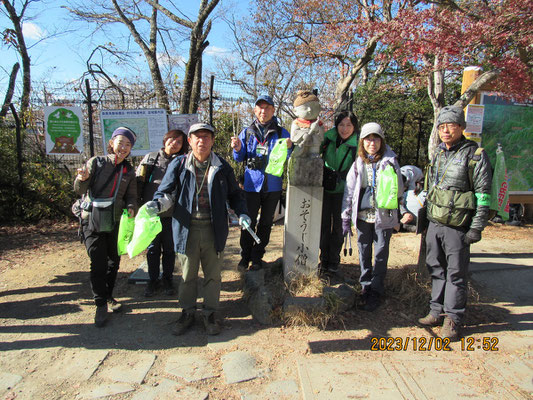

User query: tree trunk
[190,53,203,114]
[0,63,20,118]
[333,36,380,112]
[3,1,31,124]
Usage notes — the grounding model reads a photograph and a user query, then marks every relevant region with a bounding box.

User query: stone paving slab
[131,378,208,400]
[241,379,300,400]
[298,359,408,399]
[389,359,499,399]
[485,356,533,397]
[165,354,219,382]
[77,383,135,399]
[0,372,22,394]
[43,349,109,382]
[299,357,529,400]
[222,351,262,384]
[100,353,155,384]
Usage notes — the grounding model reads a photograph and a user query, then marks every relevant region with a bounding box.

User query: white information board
[100,109,168,156]
[167,114,199,134]
[465,104,485,134]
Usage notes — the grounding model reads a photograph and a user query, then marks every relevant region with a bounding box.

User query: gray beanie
[436,106,466,128]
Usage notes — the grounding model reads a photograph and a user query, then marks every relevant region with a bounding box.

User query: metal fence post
[84,79,96,157]
[209,75,214,125]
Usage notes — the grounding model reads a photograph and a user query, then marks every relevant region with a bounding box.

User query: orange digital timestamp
[370,337,452,351]
[460,337,499,351]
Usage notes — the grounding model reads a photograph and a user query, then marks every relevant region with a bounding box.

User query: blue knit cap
[111,127,136,146]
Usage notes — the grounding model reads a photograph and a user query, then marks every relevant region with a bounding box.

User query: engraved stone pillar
[283,157,323,282]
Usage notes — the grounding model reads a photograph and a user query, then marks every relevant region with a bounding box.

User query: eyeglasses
[438,123,460,131]
[363,136,381,142]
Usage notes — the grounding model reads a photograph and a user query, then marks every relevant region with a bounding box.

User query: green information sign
[45,106,83,154]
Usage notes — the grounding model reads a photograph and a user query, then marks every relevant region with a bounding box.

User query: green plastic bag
[127,204,162,258]
[117,210,135,255]
[376,164,398,209]
[265,138,288,177]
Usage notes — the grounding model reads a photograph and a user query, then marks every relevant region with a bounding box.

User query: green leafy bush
[0,126,77,223]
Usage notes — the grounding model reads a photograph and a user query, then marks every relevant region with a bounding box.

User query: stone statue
[288,90,324,186]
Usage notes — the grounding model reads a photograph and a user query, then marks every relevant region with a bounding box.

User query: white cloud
[204,46,231,57]
[22,22,46,40]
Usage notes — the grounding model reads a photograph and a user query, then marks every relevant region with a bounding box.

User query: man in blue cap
[231,95,292,270]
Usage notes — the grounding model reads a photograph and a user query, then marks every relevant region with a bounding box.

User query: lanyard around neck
[195,158,211,210]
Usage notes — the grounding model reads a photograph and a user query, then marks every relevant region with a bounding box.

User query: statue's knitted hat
[293,90,319,107]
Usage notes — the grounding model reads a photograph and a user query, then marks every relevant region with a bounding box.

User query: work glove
[239,214,252,230]
[464,228,482,245]
[342,218,352,237]
[145,200,161,217]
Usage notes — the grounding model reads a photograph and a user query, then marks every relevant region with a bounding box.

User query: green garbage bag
[117,209,135,255]
[127,204,162,258]
[265,138,288,177]
[376,164,398,209]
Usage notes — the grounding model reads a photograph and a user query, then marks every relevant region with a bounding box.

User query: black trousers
[240,190,281,264]
[82,221,120,307]
[146,217,175,282]
[320,191,344,269]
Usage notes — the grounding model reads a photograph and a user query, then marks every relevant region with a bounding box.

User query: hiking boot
[107,297,122,313]
[363,291,381,312]
[418,313,443,327]
[94,305,108,327]
[249,261,263,271]
[144,280,158,297]
[238,259,249,270]
[203,313,222,335]
[441,317,460,341]
[162,279,175,296]
[172,311,195,336]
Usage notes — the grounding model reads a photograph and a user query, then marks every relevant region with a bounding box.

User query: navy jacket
[154,152,247,254]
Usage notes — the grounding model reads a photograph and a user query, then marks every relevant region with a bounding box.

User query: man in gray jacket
[418,106,492,340]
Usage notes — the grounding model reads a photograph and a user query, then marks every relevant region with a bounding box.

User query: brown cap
[293,90,319,107]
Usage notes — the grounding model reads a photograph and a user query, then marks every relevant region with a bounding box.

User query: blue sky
[0,0,248,92]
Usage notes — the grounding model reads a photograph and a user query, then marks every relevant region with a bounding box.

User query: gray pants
[178,219,222,316]
[425,222,470,325]
[356,219,392,295]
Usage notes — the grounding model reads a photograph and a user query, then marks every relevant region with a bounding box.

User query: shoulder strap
[145,152,160,183]
[90,158,121,198]
[468,147,483,188]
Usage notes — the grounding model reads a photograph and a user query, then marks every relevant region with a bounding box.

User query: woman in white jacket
[341,123,403,311]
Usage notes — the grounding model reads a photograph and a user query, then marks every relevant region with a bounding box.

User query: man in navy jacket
[149,123,250,336]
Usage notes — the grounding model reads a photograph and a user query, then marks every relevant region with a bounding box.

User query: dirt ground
[0,220,532,399]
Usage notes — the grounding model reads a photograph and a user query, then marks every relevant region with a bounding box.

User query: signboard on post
[100,109,168,156]
[465,104,485,134]
[44,106,84,154]
[168,114,198,134]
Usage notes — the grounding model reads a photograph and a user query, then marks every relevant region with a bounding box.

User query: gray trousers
[178,219,222,316]
[425,222,470,324]
[356,219,392,295]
